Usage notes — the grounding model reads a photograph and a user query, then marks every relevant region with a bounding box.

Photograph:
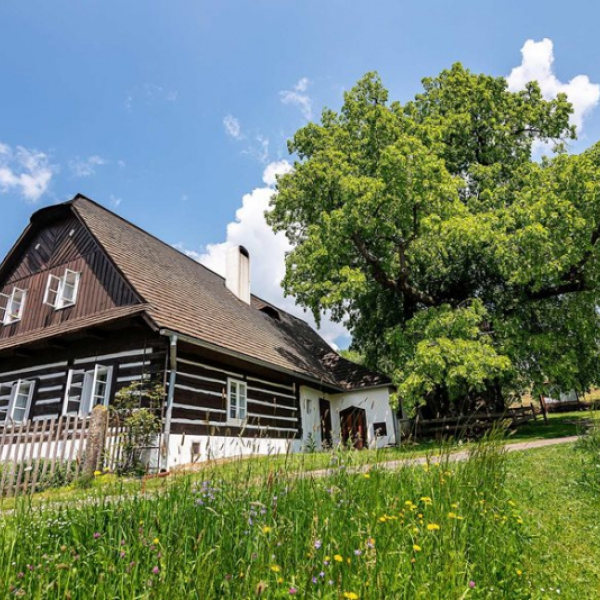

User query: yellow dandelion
[277,577,284,584]
[152,538,159,545]
[270,565,281,573]
[413,544,421,552]
[334,554,343,563]
[363,473,370,479]
[343,592,359,600]
[262,526,272,534]
[94,470,102,476]
[420,497,432,504]
[516,569,523,576]
[427,523,440,531]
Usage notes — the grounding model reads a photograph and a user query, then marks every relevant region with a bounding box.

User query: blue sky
[2,1,600,347]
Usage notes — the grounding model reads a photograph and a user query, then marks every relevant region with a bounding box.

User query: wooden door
[340,406,367,450]
[319,398,332,448]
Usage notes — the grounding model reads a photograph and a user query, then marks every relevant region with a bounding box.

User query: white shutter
[7,288,26,322]
[9,380,34,423]
[0,293,9,325]
[61,270,80,306]
[0,382,14,423]
[239,382,247,419]
[63,369,86,415]
[43,275,62,308]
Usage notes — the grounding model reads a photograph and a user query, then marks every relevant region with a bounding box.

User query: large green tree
[267,65,600,416]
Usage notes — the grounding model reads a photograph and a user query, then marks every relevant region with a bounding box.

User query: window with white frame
[0,287,27,325]
[0,382,13,423]
[4,380,35,423]
[43,269,80,310]
[227,378,247,422]
[64,364,113,416]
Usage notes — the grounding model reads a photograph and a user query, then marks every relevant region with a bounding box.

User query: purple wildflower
[152,566,160,575]
[120,551,126,559]
[312,576,318,584]
[314,540,322,549]
[354,549,363,556]
[319,572,325,578]
[93,532,101,539]
[469,581,476,589]
[289,588,297,595]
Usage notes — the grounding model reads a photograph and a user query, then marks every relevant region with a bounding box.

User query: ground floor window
[0,380,35,423]
[64,364,113,416]
[227,378,247,423]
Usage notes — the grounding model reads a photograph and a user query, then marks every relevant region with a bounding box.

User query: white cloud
[124,84,178,110]
[280,77,313,120]
[223,114,243,139]
[262,160,293,187]
[69,155,106,177]
[242,134,270,164]
[507,38,600,135]
[109,195,122,208]
[178,160,348,346]
[0,143,53,202]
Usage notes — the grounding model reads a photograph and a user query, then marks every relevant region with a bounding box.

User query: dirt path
[0,436,580,514]
[305,435,580,478]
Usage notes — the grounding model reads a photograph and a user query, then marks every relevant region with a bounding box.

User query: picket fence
[0,414,126,498]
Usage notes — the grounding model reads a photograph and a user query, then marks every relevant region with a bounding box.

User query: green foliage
[267,65,600,415]
[111,381,163,475]
[338,348,365,365]
[576,420,600,494]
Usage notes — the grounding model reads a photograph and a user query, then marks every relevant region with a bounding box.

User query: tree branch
[349,233,437,307]
[526,220,600,301]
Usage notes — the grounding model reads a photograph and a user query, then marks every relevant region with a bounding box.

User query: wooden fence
[0,413,126,498]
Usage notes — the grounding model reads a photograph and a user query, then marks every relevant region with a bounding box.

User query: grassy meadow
[0,419,599,598]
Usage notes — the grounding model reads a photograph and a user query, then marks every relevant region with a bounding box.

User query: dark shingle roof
[4,195,390,391]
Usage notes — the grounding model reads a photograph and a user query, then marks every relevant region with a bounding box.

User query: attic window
[0,287,27,325]
[44,269,81,310]
[259,306,281,321]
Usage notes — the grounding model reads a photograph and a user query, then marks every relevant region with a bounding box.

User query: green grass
[505,443,600,597]
[2,432,600,598]
[508,410,599,442]
[1,440,530,599]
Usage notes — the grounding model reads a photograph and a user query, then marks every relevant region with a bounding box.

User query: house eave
[158,327,342,393]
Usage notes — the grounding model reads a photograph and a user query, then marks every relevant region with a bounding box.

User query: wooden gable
[0,211,140,341]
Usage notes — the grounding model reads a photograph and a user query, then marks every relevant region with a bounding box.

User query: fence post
[83,405,109,478]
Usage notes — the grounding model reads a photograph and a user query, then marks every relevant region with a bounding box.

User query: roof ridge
[71,194,233,283]
[72,195,325,328]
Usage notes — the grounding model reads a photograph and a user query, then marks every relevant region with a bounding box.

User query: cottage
[0,195,397,467]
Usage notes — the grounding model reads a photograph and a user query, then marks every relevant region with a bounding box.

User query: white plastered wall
[299,385,397,450]
[163,386,397,468]
[165,434,302,469]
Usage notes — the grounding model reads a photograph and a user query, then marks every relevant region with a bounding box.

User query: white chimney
[226,245,251,304]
